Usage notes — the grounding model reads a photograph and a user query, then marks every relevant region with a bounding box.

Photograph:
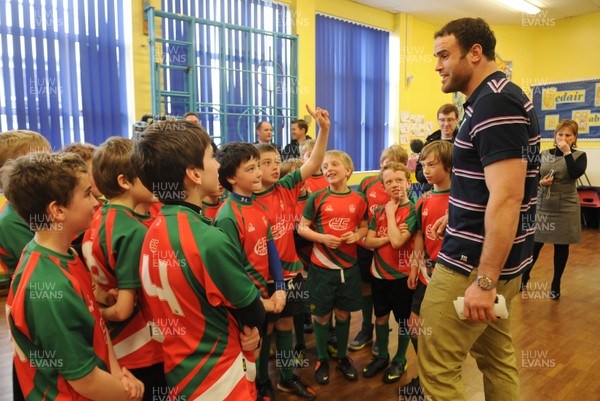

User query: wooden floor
[1,227,599,401]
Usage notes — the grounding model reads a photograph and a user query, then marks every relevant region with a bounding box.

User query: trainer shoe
[382,359,408,384]
[314,359,330,385]
[256,379,276,401]
[336,357,358,381]
[277,374,317,399]
[293,345,307,368]
[399,376,423,397]
[304,314,314,334]
[327,335,338,358]
[348,323,373,351]
[362,356,389,378]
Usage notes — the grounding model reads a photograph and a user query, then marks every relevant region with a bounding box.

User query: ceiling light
[496,0,542,14]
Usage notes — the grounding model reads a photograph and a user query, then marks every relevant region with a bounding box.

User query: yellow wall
[131,3,600,156]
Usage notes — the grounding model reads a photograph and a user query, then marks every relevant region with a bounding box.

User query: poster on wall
[531,78,600,140]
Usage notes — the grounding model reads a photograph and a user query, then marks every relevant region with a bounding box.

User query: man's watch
[476,275,496,290]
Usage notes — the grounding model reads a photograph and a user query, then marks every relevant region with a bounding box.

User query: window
[156,0,297,145]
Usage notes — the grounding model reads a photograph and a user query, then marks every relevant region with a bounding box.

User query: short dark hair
[437,103,459,118]
[434,18,496,60]
[133,120,211,203]
[183,111,198,119]
[1,152,87,230]
[217,142,260,192]
[410,139,424,154]
[92,137,138,199]
[292,119,309,134]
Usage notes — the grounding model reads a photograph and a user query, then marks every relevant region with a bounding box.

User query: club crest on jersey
[422,207,429,217]
[280,200,285,211]
[325,205,334,212]
[328,217,350,231]
[349,204,356,213]
[254,237,268,256]
[248,223,256,232]
[149,238,159,253]
[369,204,379,215]
[425,224,440,241]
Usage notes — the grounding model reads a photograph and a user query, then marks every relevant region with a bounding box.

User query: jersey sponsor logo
[248,223,256,232]
[325,205,334,212]
[271,219,288,240]
[254,236,268,256]
[369,191,377,198]
[328,217,350,231]
[377,226,388,237]
[349,204,356,213]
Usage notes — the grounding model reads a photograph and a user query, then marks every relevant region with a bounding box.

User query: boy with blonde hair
[350,144,409,354]
[362,162,417,383]
[299,150,368,385]
[3,152,144,400]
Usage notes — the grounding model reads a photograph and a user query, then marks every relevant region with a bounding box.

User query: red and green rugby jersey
[7,241,110,400]
[82,203,163,369]
[303,188,368,269]
[0,202,34,278]
[415,189,450,285]
[201,198,224,222]
[357,175,391,221]
[305,172,328,194]
[295,192,312,268]
[140,204,260,400]
[255,169,303,278]
[369,202,418,279]
[216,194,273,297]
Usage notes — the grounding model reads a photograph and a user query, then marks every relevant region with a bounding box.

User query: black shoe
[382,360,407,383]
[277,374,317,399]
[256,379,276,401]
[362,357,389,378]
[336,356,358,381]
[314,359,330,385]
[399,376,423,397]
[348,323,373,351]
[304,314,314,333]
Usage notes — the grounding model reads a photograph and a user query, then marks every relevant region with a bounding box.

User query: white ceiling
[353,0,600,25]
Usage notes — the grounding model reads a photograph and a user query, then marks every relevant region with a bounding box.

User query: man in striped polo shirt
[417,18,540,401]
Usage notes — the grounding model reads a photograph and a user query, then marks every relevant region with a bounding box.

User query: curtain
[316,15,389,171]
[0,0,129,148]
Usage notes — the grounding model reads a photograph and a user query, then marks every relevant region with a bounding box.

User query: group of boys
[0,100,454,401]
